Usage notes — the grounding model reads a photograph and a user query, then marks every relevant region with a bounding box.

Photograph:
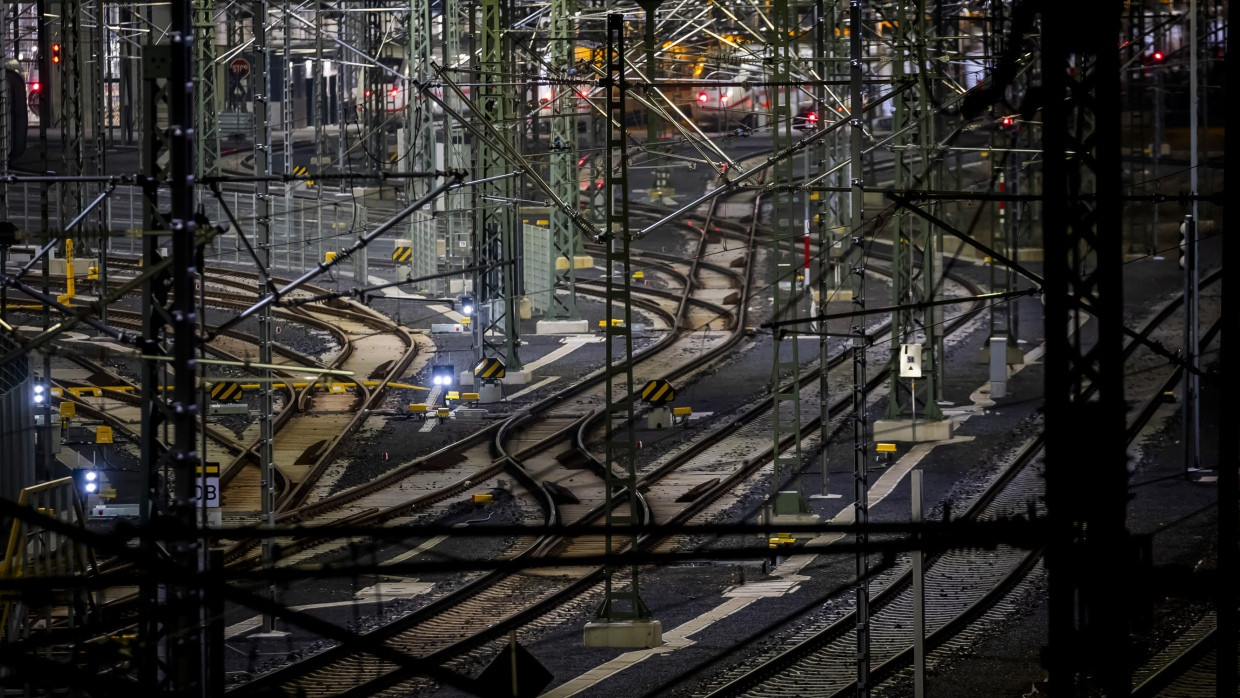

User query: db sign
[196,477,221,508]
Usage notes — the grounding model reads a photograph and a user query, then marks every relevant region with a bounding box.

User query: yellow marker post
[58,239,75,304]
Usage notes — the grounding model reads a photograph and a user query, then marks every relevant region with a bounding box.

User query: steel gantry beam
[545,0,580,321]
[471,0,522,372]
[1039,3,1131,694]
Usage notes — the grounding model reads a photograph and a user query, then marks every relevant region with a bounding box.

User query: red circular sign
[229,58,251,78]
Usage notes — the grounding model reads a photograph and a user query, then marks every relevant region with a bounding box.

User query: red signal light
[697,92,708,104]
[1001,115,1013,128]
[363,89,372,98]
[807,111,818,123]
[1151,50,1165,62]
[30,81,40,92]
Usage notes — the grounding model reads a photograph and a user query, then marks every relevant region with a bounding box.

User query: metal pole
[252,0,279,634]
[849,1,870,693]
[912,469,924,698]
[1183,214,1198,473]
[1187,0,1201,474]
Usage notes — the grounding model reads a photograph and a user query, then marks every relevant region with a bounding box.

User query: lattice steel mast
[405,0,438,290]
[589,14,656,647]
[883,0,942,423]
[1041,3,1130,692]
[545,0,580,321]
[471,0,522,371]
[767,0,809,515]
[137,13,207,689]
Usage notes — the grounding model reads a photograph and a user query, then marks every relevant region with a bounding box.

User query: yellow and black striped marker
[392,246,412,263]
[474,357,506,381]
[292,165,314,186]
[641,379,676,404]
[210,381,244,403]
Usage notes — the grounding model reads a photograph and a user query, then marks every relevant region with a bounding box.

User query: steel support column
[58,0,84,233]
[252,0,279,634]
[472,0,522,371]
[594,13,651,627]
[194,0,219,177]
[137,25,206,692]
[545,0,580,321]
[883,0,941,422]
[848,1,871,692]
[768,0,808,512]
[1041,3,1130,693]
[406,0,437,291]
[814,0,845,494]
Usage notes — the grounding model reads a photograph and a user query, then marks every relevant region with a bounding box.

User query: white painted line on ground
[382,534,450,566]
[225,597,400,639]
[503,376,560,400]
[522,334,604,373]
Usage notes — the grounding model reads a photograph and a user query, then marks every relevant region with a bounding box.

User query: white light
[33,385,44,394]
[85,471,98,482]
[462,304,474,316]
[33,394,44,404]
[84,482,98,493]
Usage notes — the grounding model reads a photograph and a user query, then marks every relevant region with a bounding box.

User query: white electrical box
[900,343,923,378]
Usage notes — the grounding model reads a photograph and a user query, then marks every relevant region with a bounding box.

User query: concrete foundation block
[647,406,671,430]
[770,512,821,527]
[871,418,954,443]
[583,619,663,648]
[537,319,590,335]
[477,383,504,404]
[976,343,1026,365]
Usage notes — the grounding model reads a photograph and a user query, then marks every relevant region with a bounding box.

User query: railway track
[102,258,420,516]
[226,191,992,697]
[666,270,1222,698]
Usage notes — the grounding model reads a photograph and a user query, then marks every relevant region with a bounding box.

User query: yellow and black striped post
[392,246,413,264]
[474,357,506,382]
[640,379,676,404]
[210,382,244,403]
